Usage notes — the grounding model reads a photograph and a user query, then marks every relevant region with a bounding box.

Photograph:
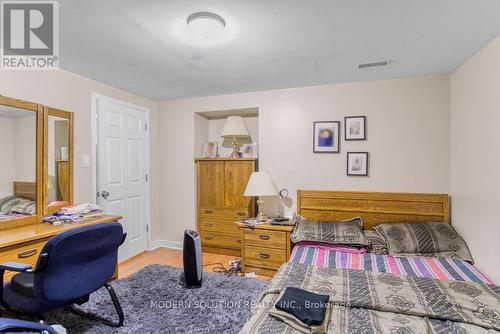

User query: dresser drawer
[0,240,46,280]
[200,231,242,249]
[199,220,242,235]
[200,207,250,220]
[245,229,287,249]
[244,246,286,269]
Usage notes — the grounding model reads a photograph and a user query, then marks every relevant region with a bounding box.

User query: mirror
[0,104,38,221]
[47,111,72,210]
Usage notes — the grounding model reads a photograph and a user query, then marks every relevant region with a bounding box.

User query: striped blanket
[290,244,492,284]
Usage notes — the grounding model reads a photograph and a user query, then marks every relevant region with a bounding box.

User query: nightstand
[239,223,294,277]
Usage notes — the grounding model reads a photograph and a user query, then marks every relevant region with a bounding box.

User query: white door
[95,96,149,261]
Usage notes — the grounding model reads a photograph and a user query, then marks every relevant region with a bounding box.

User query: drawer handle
[259,253,270,259]
[236,212,246,217]
[204,236,213,240]
[237,240,242,244]
[18,249,38,258]
[259,234,270,240]
[204,209,213,214]
[204,223,214,227]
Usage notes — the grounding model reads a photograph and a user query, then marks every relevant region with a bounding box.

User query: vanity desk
[0,215,122,280]
[0,95,121,280]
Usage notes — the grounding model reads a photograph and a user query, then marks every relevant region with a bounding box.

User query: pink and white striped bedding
[290,244,492,284]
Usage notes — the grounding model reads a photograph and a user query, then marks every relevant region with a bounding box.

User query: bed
[240,190,499,333]
[0,182,36,220]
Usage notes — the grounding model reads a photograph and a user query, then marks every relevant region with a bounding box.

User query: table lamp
[221,116,250,158]
[244,172,279,221]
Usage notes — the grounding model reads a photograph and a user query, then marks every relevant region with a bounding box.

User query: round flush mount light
[175,11,232,47]
[187,12,226,28]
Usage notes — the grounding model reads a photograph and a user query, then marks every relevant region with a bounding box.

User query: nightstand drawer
[244,265,278,277]
[244,246,286,268]
[200,207,250,220]
[200,231,242,249]
[199,220,242,235]
[245,229,287,249]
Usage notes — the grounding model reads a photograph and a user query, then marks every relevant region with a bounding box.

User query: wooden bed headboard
[13,181,37,201]
[297,190,450,229]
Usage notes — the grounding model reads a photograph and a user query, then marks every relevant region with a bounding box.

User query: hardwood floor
[118,248,240,278]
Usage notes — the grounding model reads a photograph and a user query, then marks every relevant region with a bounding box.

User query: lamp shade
[244,172,279,197]
[221,116,250,138]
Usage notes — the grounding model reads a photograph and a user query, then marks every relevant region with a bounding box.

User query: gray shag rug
[45,264,268,334]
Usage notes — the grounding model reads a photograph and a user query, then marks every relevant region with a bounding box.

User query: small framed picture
[202,142,218,158]
[347,152,369,176]
[345,116,366,140]
[313,121,340,153]
[241,144,258,158]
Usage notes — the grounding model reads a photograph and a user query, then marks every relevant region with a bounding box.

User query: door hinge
[145,174,149,182]
[146,225,149,232]
[145,123,148,131]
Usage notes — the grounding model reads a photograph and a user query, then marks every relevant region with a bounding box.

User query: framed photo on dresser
[202,142,218,158]
[347,152,369,176]
[345,116,366,140]
[313,121,340,153]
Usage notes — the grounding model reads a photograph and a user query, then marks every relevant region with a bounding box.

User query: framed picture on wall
[347,152,369,176]
[313,121,340,153]
[345,116,366,140]
[202,142,218,158]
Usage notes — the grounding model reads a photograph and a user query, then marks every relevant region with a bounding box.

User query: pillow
[373,222,473,263]
[0,195,23,214]
[364,230,388,255]
[10,198,36,215]
[291,217,368,246]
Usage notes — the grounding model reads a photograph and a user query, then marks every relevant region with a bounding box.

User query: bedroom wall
[449,35,500,283]
[0,116,15,198]
[0,69,160,242]
[158,75,451,245]
[14,116,37,182]
[0,116,37,198]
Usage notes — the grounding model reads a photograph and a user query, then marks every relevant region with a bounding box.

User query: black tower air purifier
[181,230,203,289]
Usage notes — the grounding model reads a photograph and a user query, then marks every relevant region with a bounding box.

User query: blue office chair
[0,317,58,334]
[0,222,126,327]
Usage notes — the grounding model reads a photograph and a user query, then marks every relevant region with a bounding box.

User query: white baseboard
[150,239,182,251]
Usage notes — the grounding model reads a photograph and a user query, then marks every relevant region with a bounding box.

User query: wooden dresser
[195,158,257,256]
[0,215,121,281]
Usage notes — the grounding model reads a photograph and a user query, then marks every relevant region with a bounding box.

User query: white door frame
[90,93,151,252]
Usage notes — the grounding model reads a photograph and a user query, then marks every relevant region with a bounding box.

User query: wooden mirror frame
[43,106,74,215]
[0,96,43,229]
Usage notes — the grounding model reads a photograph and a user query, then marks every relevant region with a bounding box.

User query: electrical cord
[203,262,241,276]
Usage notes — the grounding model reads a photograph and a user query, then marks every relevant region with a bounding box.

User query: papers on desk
[43,203,104,224]
[237,219,267,226]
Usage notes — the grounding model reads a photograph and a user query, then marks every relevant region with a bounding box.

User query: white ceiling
[59,0,500,101]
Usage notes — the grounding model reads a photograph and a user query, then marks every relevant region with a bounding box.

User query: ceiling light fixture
[183,11,227,46]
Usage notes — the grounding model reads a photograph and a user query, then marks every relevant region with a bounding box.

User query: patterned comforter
[240,262,500,334]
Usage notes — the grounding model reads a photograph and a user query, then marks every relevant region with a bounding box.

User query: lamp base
[256,199,267,222]
[256,212,268,222]
[230,138,239,158]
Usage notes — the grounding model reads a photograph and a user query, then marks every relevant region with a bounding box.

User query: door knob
[101,190,110,199]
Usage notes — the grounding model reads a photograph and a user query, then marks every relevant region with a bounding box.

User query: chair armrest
[0,318,59,334]
[0,262,32,272]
